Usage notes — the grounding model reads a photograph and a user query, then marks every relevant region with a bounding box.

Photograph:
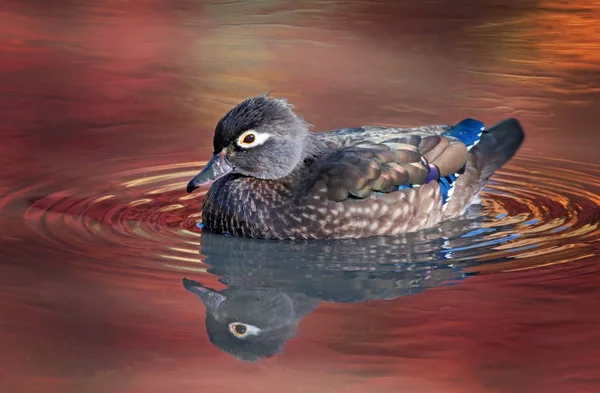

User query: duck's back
[201,118,524,240]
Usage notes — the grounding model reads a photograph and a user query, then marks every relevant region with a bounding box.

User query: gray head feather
[212,94,325,180]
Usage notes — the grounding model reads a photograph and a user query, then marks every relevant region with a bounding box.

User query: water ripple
[1,154,598,275]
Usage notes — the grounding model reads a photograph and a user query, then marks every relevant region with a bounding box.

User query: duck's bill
[182,278,226,312]
[186,152,233,193]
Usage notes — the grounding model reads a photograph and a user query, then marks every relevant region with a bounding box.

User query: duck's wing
[313,120,485,202]
[320,124,452,143]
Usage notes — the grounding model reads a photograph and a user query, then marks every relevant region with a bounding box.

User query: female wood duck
[186,94,525,240]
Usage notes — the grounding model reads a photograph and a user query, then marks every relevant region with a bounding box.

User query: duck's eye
[234,324,247,335]
[236,130,271,148]
[242,133,255,144]
[229,322,262,339]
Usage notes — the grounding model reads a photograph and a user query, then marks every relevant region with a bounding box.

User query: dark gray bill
[182,278,227,312]
[186,151,233,193]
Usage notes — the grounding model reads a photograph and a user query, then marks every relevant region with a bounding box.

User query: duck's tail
[441,118,525,218]
[469,118,525,181]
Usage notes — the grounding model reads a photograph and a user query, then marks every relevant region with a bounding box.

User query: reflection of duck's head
[183,278,318,362]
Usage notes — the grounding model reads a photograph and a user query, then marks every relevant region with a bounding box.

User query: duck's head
[182,278,318,362]
[187,94,315,193]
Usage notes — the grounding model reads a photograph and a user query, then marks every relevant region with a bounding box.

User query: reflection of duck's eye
[229,322,262,339]
[229,323,249,338]
[234,324,247,335]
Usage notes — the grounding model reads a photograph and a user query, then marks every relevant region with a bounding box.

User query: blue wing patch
[443,118,485,150]
[439,173,458,204]
[436,118,486,205]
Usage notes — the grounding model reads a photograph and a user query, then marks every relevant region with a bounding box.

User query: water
[1,0,600,392]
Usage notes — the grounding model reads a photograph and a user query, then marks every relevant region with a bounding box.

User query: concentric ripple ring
[0,153,598,275]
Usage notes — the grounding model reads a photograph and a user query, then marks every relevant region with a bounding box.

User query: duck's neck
[300,132,329,162]
[277,133,330,190]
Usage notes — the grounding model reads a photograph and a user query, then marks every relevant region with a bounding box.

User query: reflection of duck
[183,278,318,362]
[186,94,524,240]
[183,218,511,362]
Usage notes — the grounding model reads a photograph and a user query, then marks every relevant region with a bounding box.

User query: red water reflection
[1,0,600,392]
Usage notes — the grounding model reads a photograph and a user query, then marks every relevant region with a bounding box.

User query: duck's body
[187,95,525,240]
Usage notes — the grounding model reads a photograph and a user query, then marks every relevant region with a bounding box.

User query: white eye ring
[236,130,272,149]
[228,322,263,339]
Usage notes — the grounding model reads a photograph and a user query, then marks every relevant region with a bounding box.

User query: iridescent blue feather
[438,118,486,204]
[444,118,485,150]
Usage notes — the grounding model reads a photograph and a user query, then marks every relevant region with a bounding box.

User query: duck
[186,94,525,240]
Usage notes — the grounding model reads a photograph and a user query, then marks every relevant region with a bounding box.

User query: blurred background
[1,1,599,392]
[2,0,599,182]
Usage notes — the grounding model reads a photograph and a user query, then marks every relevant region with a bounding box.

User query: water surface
[1,1,600,392]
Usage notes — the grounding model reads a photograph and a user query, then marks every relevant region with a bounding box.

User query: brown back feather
[314,134,471,202]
